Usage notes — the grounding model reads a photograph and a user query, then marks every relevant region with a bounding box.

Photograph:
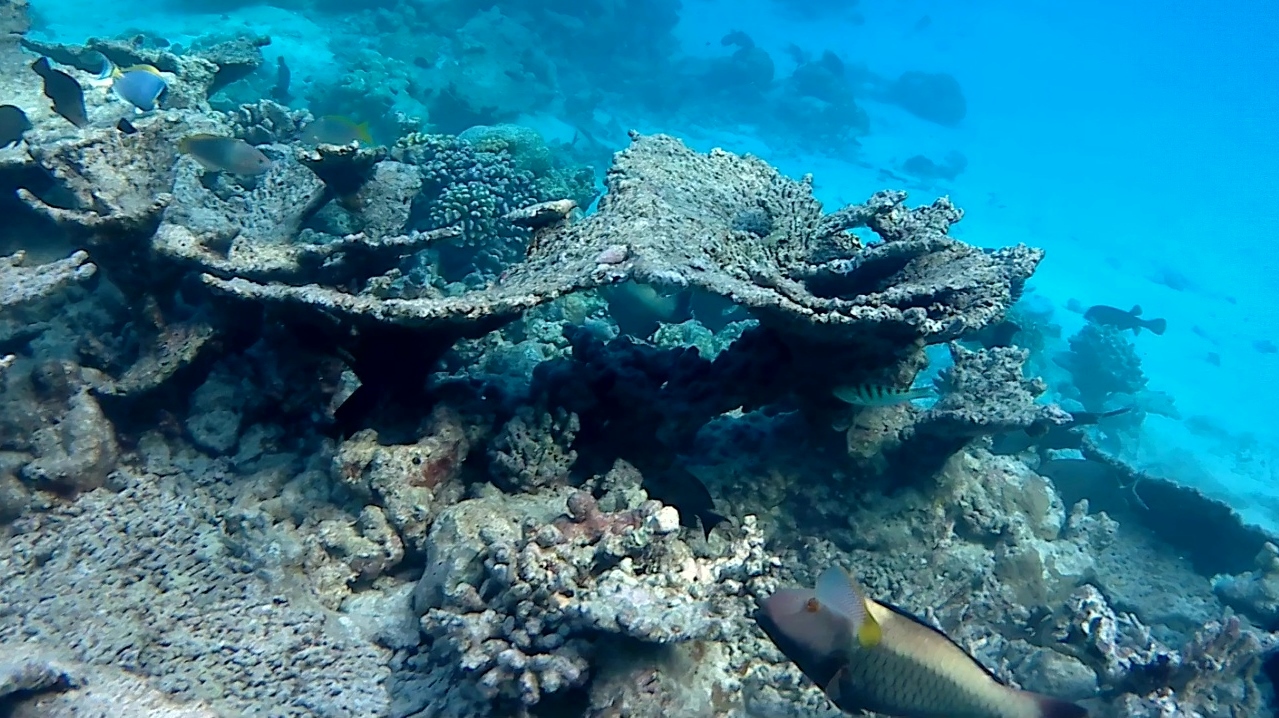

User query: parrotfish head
[756,589,852,694]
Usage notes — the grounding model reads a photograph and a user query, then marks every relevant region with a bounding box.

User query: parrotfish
[113,67,168,111]
[178,134,272,176]
[757,567,1089,718]
[1083,304,1166,336]
[833,382,933,407]
[0,105,32,148]
[300,115,373,146]
[31,57,89,128]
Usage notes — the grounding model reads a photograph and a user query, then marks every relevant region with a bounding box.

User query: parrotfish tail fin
[699,510,730,538]
[1032,695,1089,718]
[1146,317,1168,335]
[356,123,373,144]
[814,567,881,647]
[1130,305,1143,316]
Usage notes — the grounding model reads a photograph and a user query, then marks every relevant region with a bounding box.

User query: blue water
[25,0,1279,527]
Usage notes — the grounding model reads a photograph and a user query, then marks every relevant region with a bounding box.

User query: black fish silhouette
[0,105,32,148]
[31,57,88,128]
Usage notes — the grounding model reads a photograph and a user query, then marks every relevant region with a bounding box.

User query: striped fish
[757,568,1088,718]
[833,382,934,407]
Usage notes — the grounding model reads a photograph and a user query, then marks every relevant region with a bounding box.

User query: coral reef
[1057,323,1148,410]
[0,249,96,348]
[0,24,1273,718]
[413,462,771,713]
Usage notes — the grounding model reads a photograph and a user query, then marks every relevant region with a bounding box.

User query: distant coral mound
[887,70,968,126]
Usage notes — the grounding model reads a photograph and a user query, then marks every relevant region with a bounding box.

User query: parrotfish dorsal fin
[815,567,881,647]
[1130,305,1142,316]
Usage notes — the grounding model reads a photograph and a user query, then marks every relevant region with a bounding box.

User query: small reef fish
[82,51,115,81]
[179,134,272,175]
[0,105,32,148]
[31,57,89,128]
[113,67,168,111]
[1083,304,1166,335]
[300,115,373,146]
[756,567,1089,718]
[644,466,729,539]
[270,56,292,102]
[115,118,139,135]
[833,383,933,407]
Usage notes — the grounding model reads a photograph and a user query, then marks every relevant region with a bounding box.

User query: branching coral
[414,463,769,711]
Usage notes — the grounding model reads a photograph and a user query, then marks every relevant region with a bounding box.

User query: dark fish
[1065,407,1130,428]
[178,134,272,175]
[270,57,292,102]
[644,466,728,539]
[1083,304,1166,335]
[1205,352,1221,367]
[116,118,139,135]
[757,567,1088,718]
[1253,339,1277,354]
[0,105,32,148]
[31,57,89,128]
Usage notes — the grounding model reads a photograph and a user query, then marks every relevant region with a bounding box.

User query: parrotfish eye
[805,598,820,613]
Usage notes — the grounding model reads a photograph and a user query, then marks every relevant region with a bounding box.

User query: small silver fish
[833,383,933,407]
